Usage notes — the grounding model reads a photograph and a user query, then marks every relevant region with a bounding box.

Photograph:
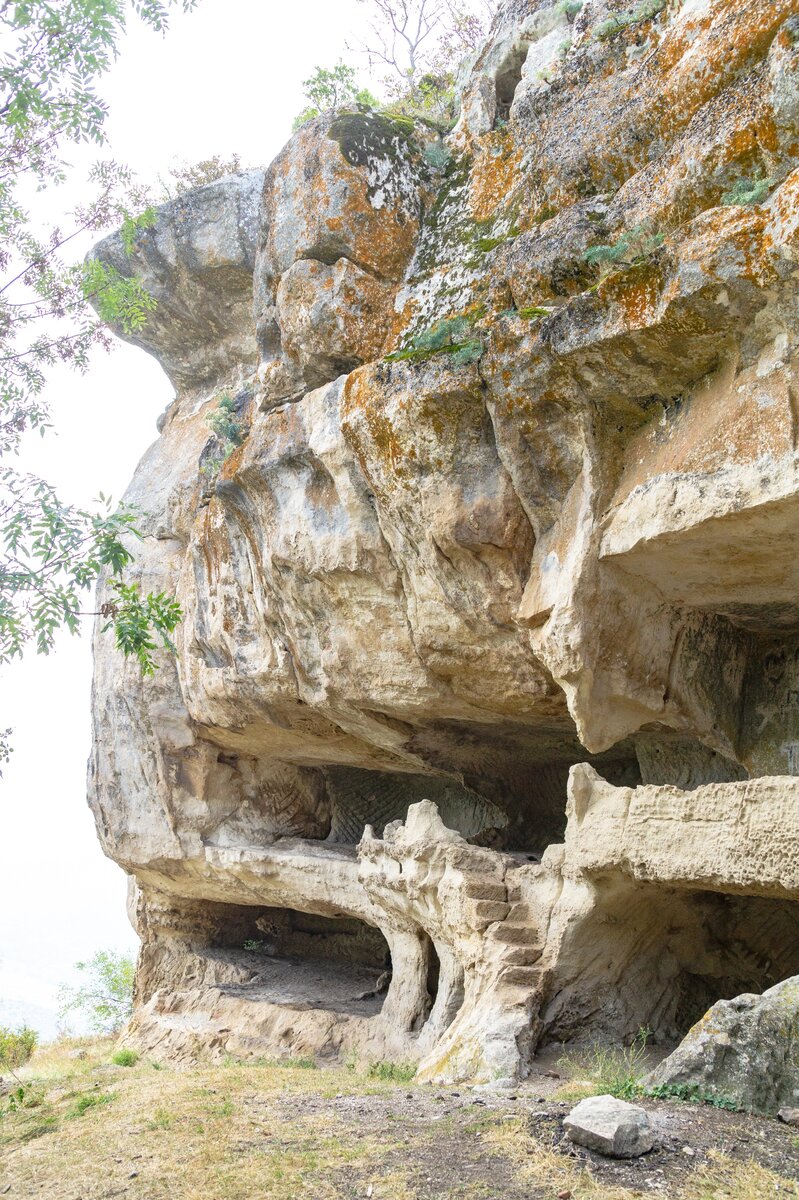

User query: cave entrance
[542,882,799,1048]
[426,937,440,1005]
[324,765,509,847]
[669,890,799,1036]
[199,900,392,1017]
[494,43,529,124]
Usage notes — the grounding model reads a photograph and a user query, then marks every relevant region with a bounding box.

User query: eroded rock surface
[90,0,799,1081]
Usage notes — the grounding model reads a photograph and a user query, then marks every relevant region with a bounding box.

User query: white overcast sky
[0,0,378,1035]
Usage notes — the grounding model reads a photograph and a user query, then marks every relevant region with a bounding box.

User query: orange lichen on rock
[468,129,523,226]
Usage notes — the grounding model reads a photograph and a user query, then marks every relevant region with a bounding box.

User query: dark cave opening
[183,900,392,1017]
[669,890,799,1035]
[426,936,440,1005]
[542,883,799,1048]
[494,44,529,124]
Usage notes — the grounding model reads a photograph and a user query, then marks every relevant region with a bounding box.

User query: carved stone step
[501,944,543,966]
[469,900,511,925]
[497,965,545,989]
[462,880,508,903]
[489,924,540,946]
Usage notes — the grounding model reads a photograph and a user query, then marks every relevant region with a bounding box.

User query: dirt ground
[1,1040,798,1199]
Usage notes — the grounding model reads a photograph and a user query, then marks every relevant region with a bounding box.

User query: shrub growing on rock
[386,313,484,365]
[583,224,665,275]
[594,0,666,40]
[721,176,774,207]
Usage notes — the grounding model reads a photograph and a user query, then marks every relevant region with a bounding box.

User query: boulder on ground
[564,1095,654,1159]
[644,977,799,1116]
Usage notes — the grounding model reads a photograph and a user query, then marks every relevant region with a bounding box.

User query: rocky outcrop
[90,0,799,1081]
[645,977,799,1116]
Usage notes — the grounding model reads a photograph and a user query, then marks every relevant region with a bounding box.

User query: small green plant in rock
[645,1081,740,1110]
[206,392,245,457]
[386,314,484,367]
[721,176,774,207]
[583,223,664,275]
[367,1060,417,1083]
[111,1049,138,1067]
[202,391,250,485]
[595,0,665,40]
[423,141,451,172]
[243,939,268,952]
[0,1025,37,1078]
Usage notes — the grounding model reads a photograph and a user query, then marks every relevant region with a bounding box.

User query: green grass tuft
[366,1060,417,1083]
[111,1049,138,1067]
[558,1028,650,1100]
[595,0,665,40]
[386,314,484,368]
[68,1091,115,1118]
[276,1056,318,1070]
[583,224,664,274]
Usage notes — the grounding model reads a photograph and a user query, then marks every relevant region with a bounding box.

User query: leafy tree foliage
[292,61,379,131]
[57,949,135,1035]
[0,1,193,765]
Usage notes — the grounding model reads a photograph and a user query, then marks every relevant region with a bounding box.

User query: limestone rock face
[645,978,799,1115]
[89,0,799,1081]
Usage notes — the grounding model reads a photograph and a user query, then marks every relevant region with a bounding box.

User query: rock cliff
[89,0,799,1082]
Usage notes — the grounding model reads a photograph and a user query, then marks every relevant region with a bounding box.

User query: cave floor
[3,1039,799,1199]
[220,952,386,1017]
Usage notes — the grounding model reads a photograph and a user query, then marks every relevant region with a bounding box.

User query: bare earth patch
[1,1042,798,1199]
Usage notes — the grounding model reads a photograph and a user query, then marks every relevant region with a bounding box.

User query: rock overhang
[88,0,799,1082]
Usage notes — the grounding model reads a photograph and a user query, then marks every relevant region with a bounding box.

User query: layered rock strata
[90,0,799,1081]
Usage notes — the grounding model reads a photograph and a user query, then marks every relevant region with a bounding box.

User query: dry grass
[554,1031,652,1103]
[487,1118,799,1200]
[1,1041,413,1200]
[485,1120,633,1198]
[2,1040,798,1200]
